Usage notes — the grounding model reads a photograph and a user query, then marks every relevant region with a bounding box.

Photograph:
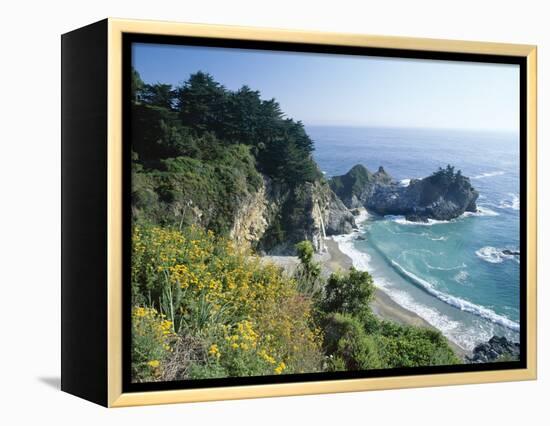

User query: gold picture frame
[61,18,537,407]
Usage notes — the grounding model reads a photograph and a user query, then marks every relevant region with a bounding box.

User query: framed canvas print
[61,18,537,407]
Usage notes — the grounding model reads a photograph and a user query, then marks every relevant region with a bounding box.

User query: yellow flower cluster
[208,344,221,359]
[224,319,259,351]
[274,362,286,375]
[132,306,175,355]
[258,348,276,365]
[132,224,323,378]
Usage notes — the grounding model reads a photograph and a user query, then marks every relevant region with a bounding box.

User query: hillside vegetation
[131,71,321,250]
[130,71,460,382]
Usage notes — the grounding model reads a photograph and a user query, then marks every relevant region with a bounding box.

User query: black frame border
[122,33,527,394]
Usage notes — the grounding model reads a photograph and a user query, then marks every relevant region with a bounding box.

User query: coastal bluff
[330,164,479,222]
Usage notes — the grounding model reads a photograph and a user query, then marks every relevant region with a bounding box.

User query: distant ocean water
[308,126,520,351]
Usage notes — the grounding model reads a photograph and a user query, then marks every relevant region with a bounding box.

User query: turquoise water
[309,126,520,350]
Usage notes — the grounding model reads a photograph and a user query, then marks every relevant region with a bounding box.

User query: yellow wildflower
[208,344,221,359]
[274,362,286,375]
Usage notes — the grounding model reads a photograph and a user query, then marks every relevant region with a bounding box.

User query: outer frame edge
[105,18,538,407]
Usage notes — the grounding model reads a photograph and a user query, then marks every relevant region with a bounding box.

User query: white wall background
[0,0,546,423]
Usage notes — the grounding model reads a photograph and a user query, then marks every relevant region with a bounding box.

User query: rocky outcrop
[229,179,269,248]
[326,190,357,235]
[331,164,479,222]
[258,177,356,255]
[467,336,520,363]
[329,164,385,209]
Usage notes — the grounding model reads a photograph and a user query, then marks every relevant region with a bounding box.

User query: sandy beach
[262,238,467,358]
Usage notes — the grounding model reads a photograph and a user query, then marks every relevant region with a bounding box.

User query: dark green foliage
[426,164,466,189]
[321,268,375,317]
[294,241,322,295]
[175,71,228,134]
[132,104,200,162]
[133,69,319,188]
[296,240,315,264]
[329,164,373,201]
[131,69,145,103]
[420,164,473,206]
[141,83,176,110]
[323,313,381,371]
[131,68,322,242]
[374,320,460,367]
[256,119,320,185]
[130,68,463,373]
[132,144,262,235]
[316,267,460,371]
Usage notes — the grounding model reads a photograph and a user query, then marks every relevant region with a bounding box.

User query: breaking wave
[390,259,519,331]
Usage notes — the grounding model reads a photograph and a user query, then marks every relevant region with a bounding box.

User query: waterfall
[314,201,327,252]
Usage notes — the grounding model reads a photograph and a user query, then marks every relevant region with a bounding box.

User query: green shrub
[294,240,322,295]
[131,143,262,235]
[374,320,460,368]
[323,313,381,371]
[320,268,375,317]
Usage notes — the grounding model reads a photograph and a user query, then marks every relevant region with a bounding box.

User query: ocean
[308,125,520,351]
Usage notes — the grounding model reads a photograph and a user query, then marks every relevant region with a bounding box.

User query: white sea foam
[453,270,470,284]
[332,233,372,270]
[374,276,466,344]
[425,262,466,271]
[387,215,451,226]
[475,246,518,264]
[331,233,460,336]
[499,193,520,210]
[399,178,411,187]
[331,211,519,350]
[355,208,369,223]
[462,205,499,217]
[472,171,505,179]
[332,234,483,349]
[390,259,520,332]
[384,206,498,225]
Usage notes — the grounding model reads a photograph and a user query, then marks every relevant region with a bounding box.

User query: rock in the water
[329,164,381,209]
[467,336,520,364]
[502,249,520,256]
[404,214,430,223]
[326,190,357,236]
[330,164,478,222]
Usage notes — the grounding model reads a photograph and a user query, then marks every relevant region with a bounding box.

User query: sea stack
[330,164,479,222]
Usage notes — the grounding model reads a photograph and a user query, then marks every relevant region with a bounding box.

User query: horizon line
[303,122,519,134]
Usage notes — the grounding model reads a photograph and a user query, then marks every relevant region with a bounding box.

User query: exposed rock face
[326,190,357,236]
[330,164,479,222]
[229,179,269,248]
[467,336,520,363]
[257,177,356,255]
[329,164,382,208]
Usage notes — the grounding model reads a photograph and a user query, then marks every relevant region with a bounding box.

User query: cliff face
[229,178,269,248]
[256,178,356,254]
[325,189,357,235]
[331,164,479,222]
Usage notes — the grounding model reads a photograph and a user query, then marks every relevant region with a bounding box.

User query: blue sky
[133,43,519,132]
